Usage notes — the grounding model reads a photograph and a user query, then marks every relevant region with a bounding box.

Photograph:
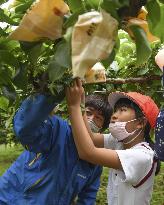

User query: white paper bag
[72,9,118,79]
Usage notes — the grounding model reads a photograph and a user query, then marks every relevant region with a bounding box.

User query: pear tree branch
[85,75,161,85]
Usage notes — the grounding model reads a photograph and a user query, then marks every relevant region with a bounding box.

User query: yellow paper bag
[126,7,159,43]
[9,0,69,42]
[85,62,106,83]
[72,9,118,79]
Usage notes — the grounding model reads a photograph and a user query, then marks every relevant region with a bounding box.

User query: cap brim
[108,92,131,108]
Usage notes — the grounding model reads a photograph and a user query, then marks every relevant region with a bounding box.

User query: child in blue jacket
[0,93,112,205]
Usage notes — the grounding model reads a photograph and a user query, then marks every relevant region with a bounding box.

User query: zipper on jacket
[25,175,46,192]
[28,153,41,166]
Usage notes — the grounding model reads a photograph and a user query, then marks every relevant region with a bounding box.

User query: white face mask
[109,119,140,142]
[88,119,101,133]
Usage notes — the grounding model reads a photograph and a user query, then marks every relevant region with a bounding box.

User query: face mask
[109,119,139,142]
[88,119,101,133]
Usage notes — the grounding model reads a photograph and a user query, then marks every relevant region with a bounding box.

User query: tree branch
[85,75,161,85]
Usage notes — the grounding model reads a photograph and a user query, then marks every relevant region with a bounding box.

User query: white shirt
[104,133,156,205]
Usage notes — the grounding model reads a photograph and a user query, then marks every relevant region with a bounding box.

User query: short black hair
[85,94,113,130]
[114,98,144,119]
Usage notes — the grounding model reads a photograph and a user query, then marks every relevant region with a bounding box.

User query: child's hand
[66,78,84,108]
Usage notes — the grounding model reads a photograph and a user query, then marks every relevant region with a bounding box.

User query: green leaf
[14,0,34,13]
[86,0,101,9]
[0,8,18,25]
[48,61,67,82]
[101,48,116,67]
[67,0,83,12]
[0,0,7,5]
[102,36,120,67]
[2,86,17,101]
[146,1,161,29]
[147,2,164,42]
[0,50,19,68]
[0,38,19,51]
[20,41,41,51]
[63,27,73,42]
[20,41,42,65]
[63,9,84,29]
[28,43,42,65]
[137,67,149,75]
[130,25,151,65]
[158,0,164,3]
[0,68,12,85]
[13,64,28,90]
[54,40,71,68]
[110,0,129,8]
[100,0,119,21]
[0,96,9,111]
[0,27,7,36]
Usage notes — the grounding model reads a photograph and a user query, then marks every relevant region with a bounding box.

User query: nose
[87,114,94,121]
[111,111,119,122]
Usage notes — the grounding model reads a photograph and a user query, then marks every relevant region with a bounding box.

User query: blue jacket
[0,95,102,205]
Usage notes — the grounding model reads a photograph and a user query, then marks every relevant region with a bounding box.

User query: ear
[136,118,147,129]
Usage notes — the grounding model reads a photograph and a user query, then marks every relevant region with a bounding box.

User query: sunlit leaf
[0,8,18,25]
[14,0,34,13]
[0,96,9,111]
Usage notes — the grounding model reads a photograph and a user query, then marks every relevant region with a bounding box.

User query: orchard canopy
[0,0,164,144]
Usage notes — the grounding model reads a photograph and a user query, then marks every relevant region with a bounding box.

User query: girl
[66,78,160,205]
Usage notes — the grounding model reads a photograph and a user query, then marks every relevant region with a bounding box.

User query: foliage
[0,0,164,144]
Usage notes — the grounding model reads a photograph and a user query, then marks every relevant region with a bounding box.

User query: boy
[0,93,112,205]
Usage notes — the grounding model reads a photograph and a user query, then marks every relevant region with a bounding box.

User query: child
[0,92,112,205]
[66,78,160,205]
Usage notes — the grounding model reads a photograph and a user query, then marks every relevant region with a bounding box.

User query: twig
[85,75,161,85]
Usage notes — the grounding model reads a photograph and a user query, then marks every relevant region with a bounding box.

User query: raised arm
[13,93,67,153]
[66,79,121,169]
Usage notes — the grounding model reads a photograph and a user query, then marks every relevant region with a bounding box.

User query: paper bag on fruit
[71,9,118,79]
[125,7,159,43]
[85,62,106,83]
[9,0,69,42]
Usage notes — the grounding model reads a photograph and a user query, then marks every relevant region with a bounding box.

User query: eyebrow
[86,107,103,117]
